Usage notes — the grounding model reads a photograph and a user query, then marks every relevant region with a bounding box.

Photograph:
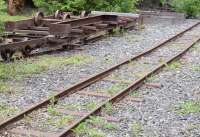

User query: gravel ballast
[102,42,200,137]
[0,18,199,129]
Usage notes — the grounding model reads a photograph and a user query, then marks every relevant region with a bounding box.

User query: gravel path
[102,41,200,137]
[0,19,198,120]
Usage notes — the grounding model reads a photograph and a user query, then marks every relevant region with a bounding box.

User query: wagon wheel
[34,12,44,26]
[80,11,91,18]
[54,10,62,19]
[1,49,14,61]
[62,14,71,20]
[22,46,32,56]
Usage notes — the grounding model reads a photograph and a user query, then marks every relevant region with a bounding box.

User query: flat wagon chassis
[0,11,141,61]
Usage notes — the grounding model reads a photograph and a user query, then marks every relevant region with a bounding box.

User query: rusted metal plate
[91,11,141,18]
[56,15,119,28]
[14,30,49,35]
[5,19,35,31]
[145,83,163,88]
[49,24,71,36]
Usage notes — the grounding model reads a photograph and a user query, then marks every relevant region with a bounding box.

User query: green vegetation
[47,115,74,128]
[84,102,98,110]
[0,55,92,80]
[0,0,34,36]
[63,102,97,111]
[167,61,182,70]
[0,102,19,118]
[103,102,113,115]
[47,105,60,116]
[74,123,106,137]
[0,55,92,94]
[74,116,118,137]
[129,90,140,97]
[33,0,140,14]
[87,116,118,130]
[171,0,200,18]
[146,75,156,82]
[131,121,143,136]
[64,103,82,110]
[175,101,200,115]
[0,83,12,93]
[107,83,126,94]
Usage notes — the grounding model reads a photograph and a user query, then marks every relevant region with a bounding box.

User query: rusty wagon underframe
[0,10,142,61]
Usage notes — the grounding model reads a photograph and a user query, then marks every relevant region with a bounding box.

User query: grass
[63,102,97,111]
[167,61,182,70]
[131,121,142,136]
[74,116,118,137]
[0,8,35,36]
[103,102,113,115]
[129,90,140,97]
[84,102,98,110]
[74,122,106,137]
[0,82,12,93]
[0,7,36,22]
[0,55,92,81]
[0,102,19,118]
[23,115,33,126]
[175,101,200,115]
[146,75,156,82]
[64,103,82,110]
[107,83,126,94]
[47,105,60,116]
[88,116,118,130]
[47,115,74,128]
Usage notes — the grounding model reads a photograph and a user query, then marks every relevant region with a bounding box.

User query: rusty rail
[0,22,199,135]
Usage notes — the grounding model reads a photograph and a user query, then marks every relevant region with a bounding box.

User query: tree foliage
[32,0,140,14]
[0,0,6,36]
[171,0,200,17]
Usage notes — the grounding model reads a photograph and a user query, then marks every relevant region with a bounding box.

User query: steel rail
[0,21,199,131]
[58,26,200,137]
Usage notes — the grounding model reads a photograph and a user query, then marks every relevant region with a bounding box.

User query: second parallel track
[0,21,200,137]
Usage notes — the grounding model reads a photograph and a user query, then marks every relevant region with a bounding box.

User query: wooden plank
[14,30,49,35]
[93,23,108,29]
[81,25,98,31]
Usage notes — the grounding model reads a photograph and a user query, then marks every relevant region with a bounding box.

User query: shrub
[172,0,200,18]
[0,21,4,36]
[33,0,140,14]
[0,0,6,12]
[0,0,6,36]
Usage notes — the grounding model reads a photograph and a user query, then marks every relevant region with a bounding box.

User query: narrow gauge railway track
[0,22,200,137]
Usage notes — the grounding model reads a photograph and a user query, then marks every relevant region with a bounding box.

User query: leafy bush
[33,0,140,14]
[0,0,6,12]
[0,0,6,36]
[0,21,4,36]
[172,0,200,18]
